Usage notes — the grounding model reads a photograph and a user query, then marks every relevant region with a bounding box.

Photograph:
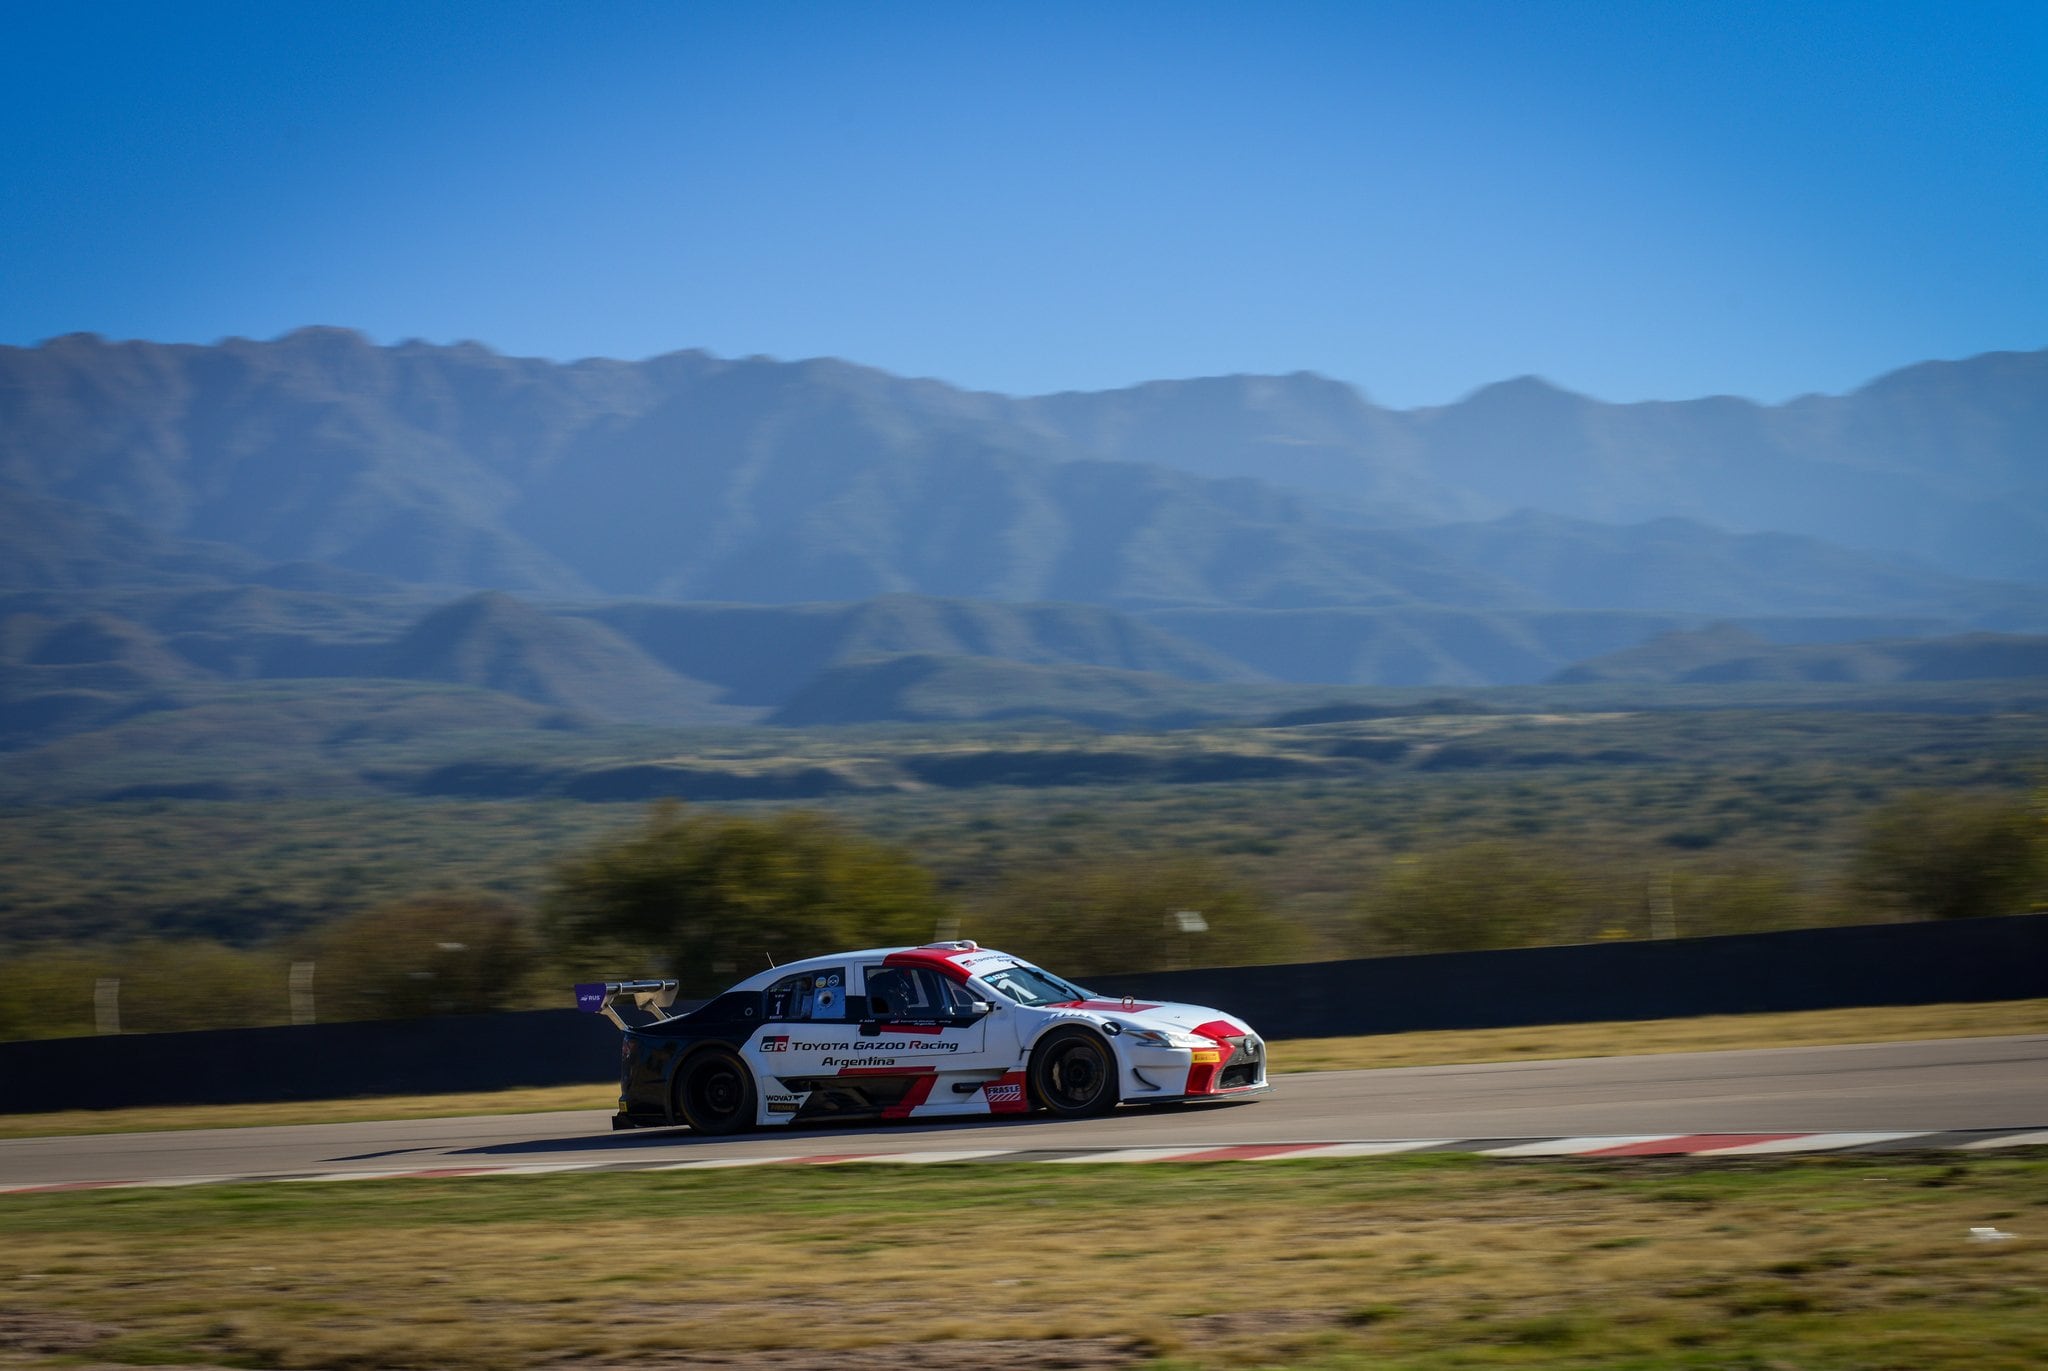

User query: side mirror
[966,1000,997,1017]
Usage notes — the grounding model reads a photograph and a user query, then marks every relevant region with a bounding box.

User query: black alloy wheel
[1029,1026,1119,1118]
[676,1048,756,1135]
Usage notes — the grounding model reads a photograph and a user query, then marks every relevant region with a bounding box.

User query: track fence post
[290,961,316,1026]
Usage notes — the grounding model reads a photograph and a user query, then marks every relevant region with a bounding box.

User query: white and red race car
[577,941,1269,1133]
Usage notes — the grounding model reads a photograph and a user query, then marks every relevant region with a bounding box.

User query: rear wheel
[1029,1027,1119,1118]
[675,1048,756,1134]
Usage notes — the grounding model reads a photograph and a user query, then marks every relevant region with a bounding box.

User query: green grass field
[2,1154,2043,1370]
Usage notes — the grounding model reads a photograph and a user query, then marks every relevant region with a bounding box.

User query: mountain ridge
[6,332,2043,604]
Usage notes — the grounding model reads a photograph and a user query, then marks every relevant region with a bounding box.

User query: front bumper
[1123,1031,1269,1099]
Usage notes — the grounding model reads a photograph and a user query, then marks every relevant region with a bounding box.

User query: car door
[747,965,857,1119]
[854,963,997,1113]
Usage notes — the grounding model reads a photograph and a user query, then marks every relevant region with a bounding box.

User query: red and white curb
[4,1129,2045,1194]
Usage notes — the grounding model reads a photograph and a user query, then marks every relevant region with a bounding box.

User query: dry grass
[0,1154,2043,1369]
[1274,996,2048,1073]
[0,1084,618,1140]
[3,997,2044,1140]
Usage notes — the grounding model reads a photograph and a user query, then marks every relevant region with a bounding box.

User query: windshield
[981,963,1091,1007]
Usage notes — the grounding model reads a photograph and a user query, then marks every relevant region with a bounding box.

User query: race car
[575,941,1269,1133]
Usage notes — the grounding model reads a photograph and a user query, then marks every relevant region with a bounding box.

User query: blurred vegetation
[2,697,2045,1039]
[1354,842,1597,954]
[312,894,544,1021]
[1851,790,2046,922]
[541,803,945,994]
[0,940,291,1041]
[970,853,1307,975]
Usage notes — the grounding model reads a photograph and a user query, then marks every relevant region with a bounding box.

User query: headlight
[1125,1028,1213,1050]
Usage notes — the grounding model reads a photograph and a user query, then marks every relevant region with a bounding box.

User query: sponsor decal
[761,1038,960,1053]
[983,1082,1024,1104]
[765,1091,809,1115]
[574,983,608,1013]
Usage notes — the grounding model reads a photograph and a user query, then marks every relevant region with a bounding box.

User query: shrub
[541,803,947,992]
[971,853,1304,976]
[1850,791,2044,922]
[312,893,542,1020]
[1354,842,1591,954]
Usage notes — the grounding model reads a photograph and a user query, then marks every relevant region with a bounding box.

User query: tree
[541,804,947,992]
[313,893,541,1021]
[1851,791,2044,922]
[1354,842,1589,955]
[1667,863,1817,937]
[114,940,289,1032]
[972,854,1304,977]
[0,945,107,1041]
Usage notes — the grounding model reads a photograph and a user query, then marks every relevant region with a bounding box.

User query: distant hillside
[0,588,1283,747]
[0,487,266,589]
[764,652,1243,727]
[1406,512,2041,622]
[995,350,2048,581]
[1551,627,2048,685]
[0,332,1515,610]
[13,579,2044,756]
[6,331,2042,615]
[378,593,746,725]
[585,594,1264,704]
[6,330,2046,747]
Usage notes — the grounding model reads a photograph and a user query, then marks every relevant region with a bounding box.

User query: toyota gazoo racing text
[574,941,1270,1133]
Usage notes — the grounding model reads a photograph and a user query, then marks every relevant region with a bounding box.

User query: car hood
[1047,997,1253,1041]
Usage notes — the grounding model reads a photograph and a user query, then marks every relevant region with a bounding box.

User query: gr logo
[761,1035,790,1052]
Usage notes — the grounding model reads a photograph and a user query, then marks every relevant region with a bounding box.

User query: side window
[765,968,845,1021]
[863,965,961,1018]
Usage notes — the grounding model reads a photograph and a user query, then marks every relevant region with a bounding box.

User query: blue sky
[2,1,2042,407]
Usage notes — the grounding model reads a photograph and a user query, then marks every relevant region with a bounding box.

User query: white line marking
[1706,1132,1924,1155]
[1269,1140,1457,1157]
[1480,1136,1675,1156]
[1044,1148,1207,1164]
[1958,1130,2048,1150]
[820,1149,1019,1164]
[7,1131,2038,1194]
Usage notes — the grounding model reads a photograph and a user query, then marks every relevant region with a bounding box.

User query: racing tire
[674,1047,756,1135]
[1028,1026,1119,1118]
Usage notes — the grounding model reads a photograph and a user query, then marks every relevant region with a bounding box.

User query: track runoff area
[3,1029,2045,1193]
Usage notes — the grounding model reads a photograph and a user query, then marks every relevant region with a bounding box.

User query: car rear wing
[574,979,681,1030]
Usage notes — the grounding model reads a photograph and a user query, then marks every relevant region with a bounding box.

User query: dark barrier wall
[1089,913,2048,1042]
[2,1009,624,1115]
[3,914,2043,1114]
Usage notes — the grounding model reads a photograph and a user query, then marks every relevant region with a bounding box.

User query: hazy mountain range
[2,330,2044,739]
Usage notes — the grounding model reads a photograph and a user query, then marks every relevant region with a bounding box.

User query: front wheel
[1029,1027,1119,1118]
[674,1048,756,1135]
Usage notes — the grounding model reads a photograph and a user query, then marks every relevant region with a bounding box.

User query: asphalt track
[4,1034,2044,1189]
